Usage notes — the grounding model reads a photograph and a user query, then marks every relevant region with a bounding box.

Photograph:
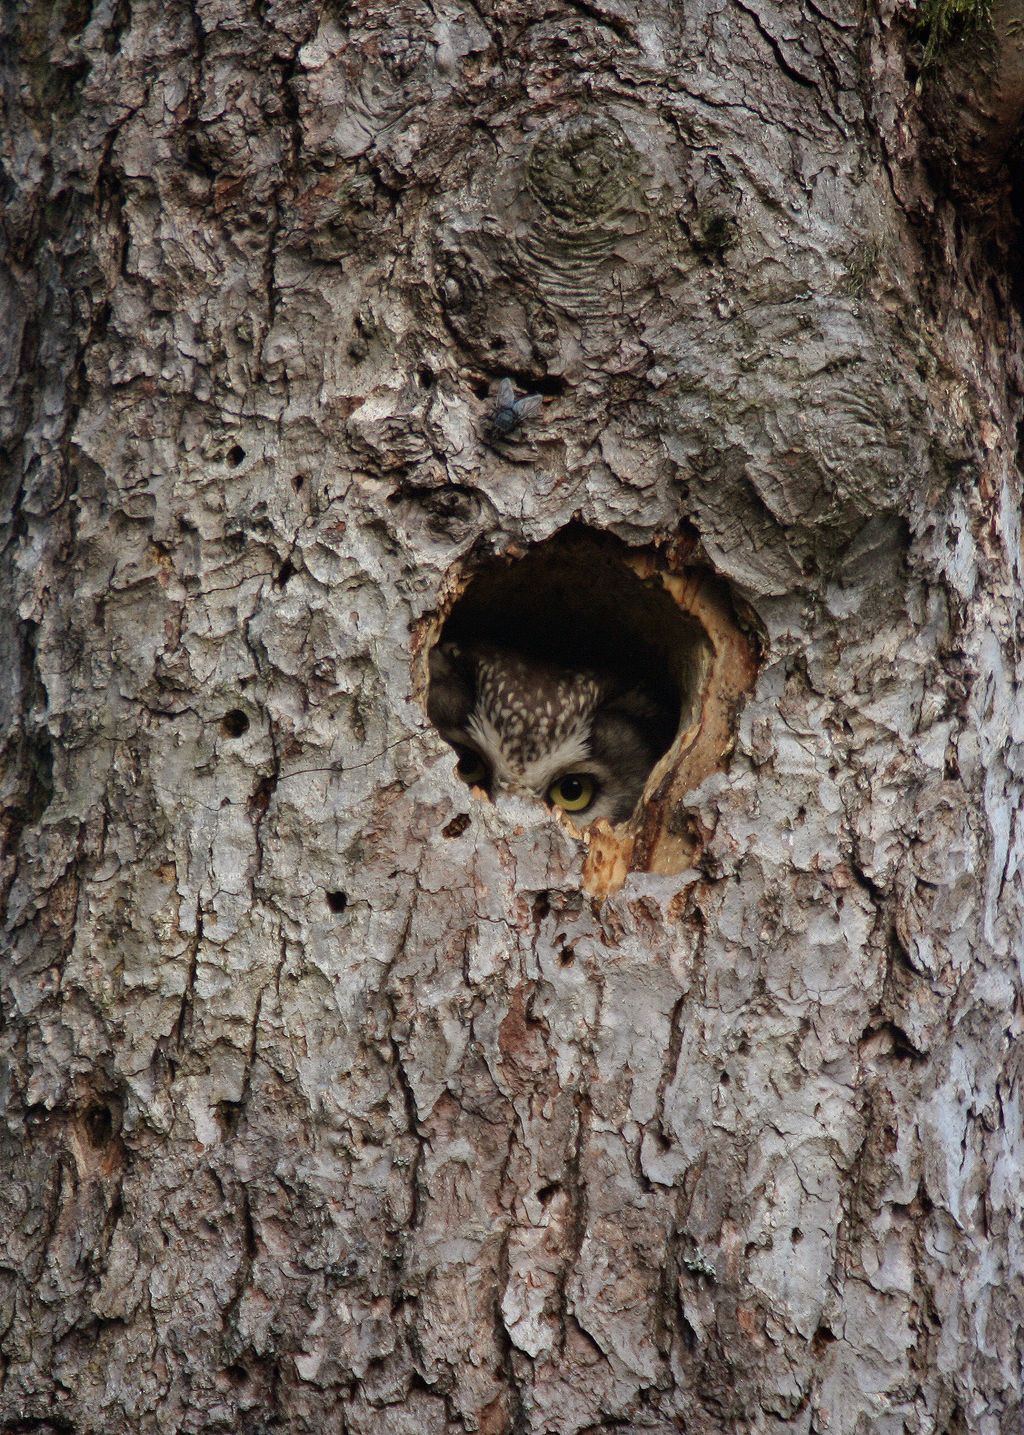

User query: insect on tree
[487,376,544,443]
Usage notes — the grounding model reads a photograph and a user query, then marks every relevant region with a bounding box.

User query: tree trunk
[2,1,1023,1432]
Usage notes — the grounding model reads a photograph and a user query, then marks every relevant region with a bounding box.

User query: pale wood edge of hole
[410,566,469,701]
[582,562,759,900]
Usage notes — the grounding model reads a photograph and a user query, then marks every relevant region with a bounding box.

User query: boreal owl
[427,641,677,826]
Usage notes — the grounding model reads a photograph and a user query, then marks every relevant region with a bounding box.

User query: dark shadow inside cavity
[471,371,567,400]
[221,709,250,738]
[428,529,710,823]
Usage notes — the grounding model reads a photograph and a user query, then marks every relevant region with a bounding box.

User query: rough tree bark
[2,1,1023,1432]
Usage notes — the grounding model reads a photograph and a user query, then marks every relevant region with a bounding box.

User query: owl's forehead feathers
[470,649,603,769]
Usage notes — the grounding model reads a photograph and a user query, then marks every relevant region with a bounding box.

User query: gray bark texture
[2,1,1024,1432]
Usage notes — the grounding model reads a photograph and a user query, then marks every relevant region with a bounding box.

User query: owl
[427,640,676,826]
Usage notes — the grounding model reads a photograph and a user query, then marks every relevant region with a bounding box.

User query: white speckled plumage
[427,641,676,826]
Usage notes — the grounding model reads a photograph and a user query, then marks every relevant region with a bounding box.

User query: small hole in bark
[84,1104,114,1147]
[812,1325,837,1354]
[292,473,305,491]
[537,1182,560,1204]
[558,944,575,967]
[692,208,739,258]
[476,371,566,401]
[221,709,250,738]
[217,1100,243,1136]
[227,445,246,468]
[276,557,297,587]
[418,366,435,388]
[442,813,471,838]
[679,1312,699,1351]
[719,1070,730,1085]
[528,373,566,397]
[532,892,551,922]
[791,1227,803,1244]
[326,890,349,914]
[223,1363,249,1385]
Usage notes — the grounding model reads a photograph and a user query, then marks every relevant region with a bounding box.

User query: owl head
[427,640,677,826]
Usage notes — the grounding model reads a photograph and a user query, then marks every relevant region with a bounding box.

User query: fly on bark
[487,377,543,443]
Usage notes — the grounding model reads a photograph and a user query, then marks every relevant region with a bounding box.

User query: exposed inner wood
[583,541,760,896]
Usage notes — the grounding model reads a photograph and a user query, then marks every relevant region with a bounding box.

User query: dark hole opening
[227,445,246,468]
[472,372,567,401]
[426,528,710,828]
[523,373,566,397]
[812,1325,837,1354]
[84,1104,114,1147]
[221,709,250,738]
[217,1100,243,1136]
[326,890,348,914]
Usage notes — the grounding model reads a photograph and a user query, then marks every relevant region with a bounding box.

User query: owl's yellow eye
[455,749,489,788]
[547,773,597,813]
